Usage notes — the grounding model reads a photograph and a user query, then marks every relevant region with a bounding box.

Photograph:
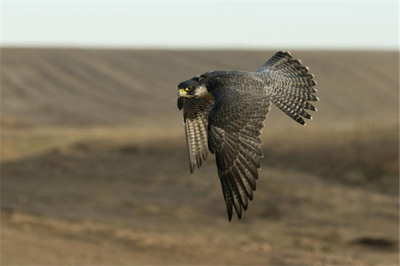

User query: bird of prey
[177,51,318,221]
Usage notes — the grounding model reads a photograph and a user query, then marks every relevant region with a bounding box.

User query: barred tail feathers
[258,51,318,125]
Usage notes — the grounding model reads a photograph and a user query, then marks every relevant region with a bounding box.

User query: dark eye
[185,86,192,92]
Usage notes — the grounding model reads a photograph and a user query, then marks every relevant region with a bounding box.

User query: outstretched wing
[207,80,271,221]
[178,97,214,173]
[258,51,318,125]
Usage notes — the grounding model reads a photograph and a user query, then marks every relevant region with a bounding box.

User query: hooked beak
[178,89,187,98]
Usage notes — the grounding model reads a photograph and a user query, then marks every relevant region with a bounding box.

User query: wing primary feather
[235,161,256,196]
[226,170,242,219]
[194,119,203,168]
[220,175,233,221]
[181,97,214,173]
[185,120,196,173]
[231,165,249,210]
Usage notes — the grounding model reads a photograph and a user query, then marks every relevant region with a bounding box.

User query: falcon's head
[177,75,215,110]
[177,77,209,99]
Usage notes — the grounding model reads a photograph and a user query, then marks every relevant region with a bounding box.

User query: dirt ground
[1,48,399,265]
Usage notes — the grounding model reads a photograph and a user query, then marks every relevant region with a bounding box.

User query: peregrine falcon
[177,51,318,221]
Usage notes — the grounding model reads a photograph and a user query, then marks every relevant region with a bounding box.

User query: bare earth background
[1,48,399,265]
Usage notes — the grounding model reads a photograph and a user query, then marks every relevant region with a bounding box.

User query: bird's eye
[185,87,192,92]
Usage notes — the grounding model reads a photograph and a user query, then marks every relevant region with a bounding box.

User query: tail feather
[258,51,318,125]
[258,51,293,71]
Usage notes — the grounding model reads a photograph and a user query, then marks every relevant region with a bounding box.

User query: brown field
[1,48,399,265]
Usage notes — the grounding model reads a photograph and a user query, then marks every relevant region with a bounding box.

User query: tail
[258,51,318,125]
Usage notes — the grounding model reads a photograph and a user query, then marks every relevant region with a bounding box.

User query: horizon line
[1,44,399,52]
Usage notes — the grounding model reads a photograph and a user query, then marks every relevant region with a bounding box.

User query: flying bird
[177,51,318,221]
